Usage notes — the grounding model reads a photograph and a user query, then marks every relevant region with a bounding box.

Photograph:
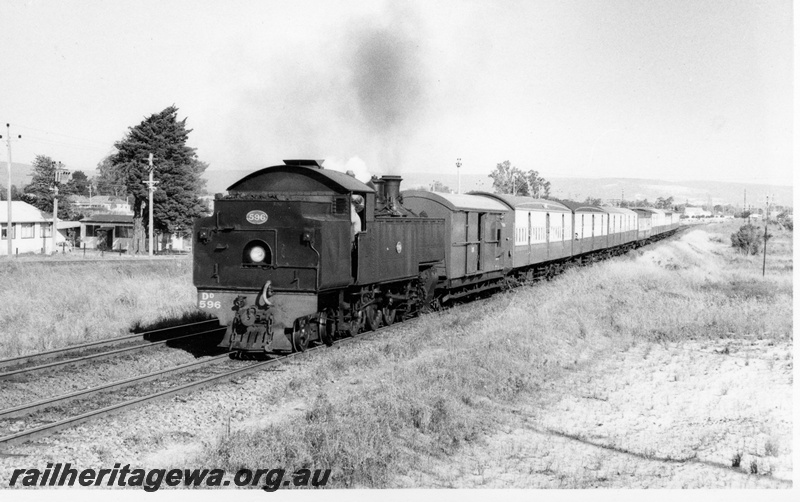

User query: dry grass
[0,257,198,358]
[194,224,792,488]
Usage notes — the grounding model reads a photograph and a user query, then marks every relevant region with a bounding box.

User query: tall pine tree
[111,106,207,254]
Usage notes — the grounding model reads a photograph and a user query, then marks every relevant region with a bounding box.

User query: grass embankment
[0,258,201,358]
[197,223,792,488]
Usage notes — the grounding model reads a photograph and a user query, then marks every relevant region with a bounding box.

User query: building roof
[0,201,52,223]
[80,213,134,224]
[402,190,509,212]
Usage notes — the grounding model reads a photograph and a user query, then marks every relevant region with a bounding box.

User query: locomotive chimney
[381,175,402,206]
[371,176,386,204]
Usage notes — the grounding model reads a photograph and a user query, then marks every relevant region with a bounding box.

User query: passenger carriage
[469,193,572,267]
[559,202,608,256]
[601,206,638,249]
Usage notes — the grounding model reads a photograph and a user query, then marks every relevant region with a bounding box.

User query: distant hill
[11,164,784,209]
[202,169,791,208]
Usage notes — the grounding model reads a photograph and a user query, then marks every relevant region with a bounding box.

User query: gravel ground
[1,322,791,489]
[395,337,792,488]
[0,344,212,410]
[0,327,411,486]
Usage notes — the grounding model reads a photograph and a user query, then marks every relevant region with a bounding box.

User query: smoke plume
[347,6,428,172]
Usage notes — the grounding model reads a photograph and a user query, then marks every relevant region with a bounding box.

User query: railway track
[0,320,404,447]
[0,319,222,376]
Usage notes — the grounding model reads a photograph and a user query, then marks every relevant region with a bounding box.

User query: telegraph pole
[143,153,159,256]
[762,195,769,276]
[2,124,21,258]
[51,164,70,254]
[455,158,462,194]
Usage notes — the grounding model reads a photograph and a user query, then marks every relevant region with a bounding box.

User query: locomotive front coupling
[205,281,321,353]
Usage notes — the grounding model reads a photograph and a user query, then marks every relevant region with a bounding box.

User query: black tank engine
[193,160,444,353]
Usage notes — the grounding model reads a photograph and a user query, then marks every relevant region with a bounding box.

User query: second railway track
[0,319,224,378]
[0,318,408,447]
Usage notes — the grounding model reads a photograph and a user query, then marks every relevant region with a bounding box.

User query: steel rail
[0,326,226,380]
[0,321,409,447]
[0,319,220,370]
[0,352,233,420]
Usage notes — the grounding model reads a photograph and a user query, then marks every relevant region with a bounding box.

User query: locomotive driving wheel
[318,310,335,347]
[291,321,309,352]
[381,304,397,326]
[342,303,364,337]
[364,304,383,331]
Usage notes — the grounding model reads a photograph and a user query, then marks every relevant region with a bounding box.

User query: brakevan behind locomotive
[193,160,679,354]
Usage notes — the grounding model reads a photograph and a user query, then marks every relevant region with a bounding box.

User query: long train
[193,160,679,353]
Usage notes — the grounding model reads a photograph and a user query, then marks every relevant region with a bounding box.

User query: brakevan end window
[42,224,52,238]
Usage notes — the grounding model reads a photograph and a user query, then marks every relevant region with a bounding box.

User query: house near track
[79,213,190,253]
[0,201,76,255]
[80,213,134,251]
[70,195,132,216]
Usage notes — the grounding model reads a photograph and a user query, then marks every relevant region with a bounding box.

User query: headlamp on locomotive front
[243,241,272,266]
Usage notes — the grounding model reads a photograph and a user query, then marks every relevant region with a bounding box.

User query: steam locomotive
[193,160,679,353]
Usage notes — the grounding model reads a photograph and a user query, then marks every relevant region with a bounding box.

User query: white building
[0,201,70,255]
[80,213,190,253]
[70,195,132,215]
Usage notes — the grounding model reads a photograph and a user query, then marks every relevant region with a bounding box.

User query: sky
[0,0,793,187]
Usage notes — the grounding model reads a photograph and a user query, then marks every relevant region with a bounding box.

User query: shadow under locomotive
[135,314,230,358]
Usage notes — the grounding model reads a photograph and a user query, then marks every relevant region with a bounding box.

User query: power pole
[762,195,769,276]
[143,153,159,257]
[743,189,746,215]
[2,124,21,258]
[51,164,70,254]
[455,158,462,194]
